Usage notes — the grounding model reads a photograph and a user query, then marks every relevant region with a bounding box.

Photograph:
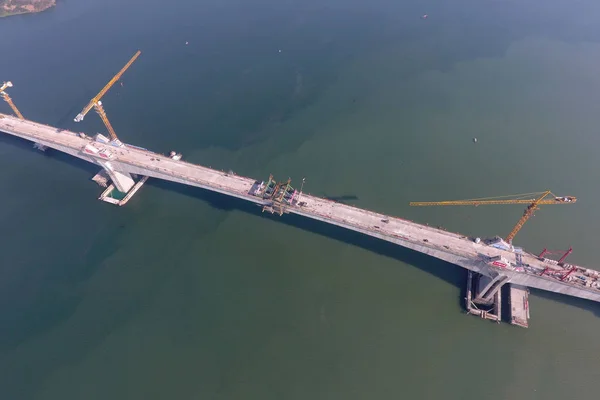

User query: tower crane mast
[410,191,576,243]
[74,50,141,122]
[93,101,119,142]
[0,81,24,120]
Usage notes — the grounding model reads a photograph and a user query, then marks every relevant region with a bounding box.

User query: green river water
[1,0,600,398]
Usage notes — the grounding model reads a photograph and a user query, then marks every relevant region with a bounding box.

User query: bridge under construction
[2,52,600,329]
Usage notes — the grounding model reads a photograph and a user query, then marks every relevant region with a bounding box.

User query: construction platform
[2,112,600,329]
[466,271,501,323]
[509,284,530,328]
[96,175,149,206]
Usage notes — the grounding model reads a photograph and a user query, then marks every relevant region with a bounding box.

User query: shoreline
[0,0,56,18]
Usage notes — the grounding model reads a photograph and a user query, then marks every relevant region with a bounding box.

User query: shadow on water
[322,194,359,205]
[149,179,466,291]
[0,134,464,293]
[0,132,99,175]
[532,288,600,318]
[149,180,600,320]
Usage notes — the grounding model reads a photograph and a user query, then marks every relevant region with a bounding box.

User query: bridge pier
[475,273,510,304]
[466,271,502,323]
[96,160,135,193]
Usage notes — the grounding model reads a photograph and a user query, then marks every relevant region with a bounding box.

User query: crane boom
[1,81,24,120]
[410,191,577,206]
[74,50,141,122]
[93,101,119,141]
[410,191,577,243]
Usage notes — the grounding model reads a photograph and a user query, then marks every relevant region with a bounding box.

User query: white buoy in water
[473,137,478,143]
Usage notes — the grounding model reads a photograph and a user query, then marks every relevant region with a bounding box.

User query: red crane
[538,247,572,264]
[560,266,577,281]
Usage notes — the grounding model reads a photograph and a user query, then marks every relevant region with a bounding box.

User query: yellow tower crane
[0,81,24,120]
[93,101,119,142]
[410,191,577,243]
[74,50,141,122]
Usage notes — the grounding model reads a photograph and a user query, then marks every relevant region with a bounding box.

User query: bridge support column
[97,161,135,193]
[475,273,510,304]
[466,271,502,323]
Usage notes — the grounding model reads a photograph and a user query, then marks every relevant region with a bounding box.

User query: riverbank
[0,0,55,18]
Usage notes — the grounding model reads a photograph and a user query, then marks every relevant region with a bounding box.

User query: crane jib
[74,50,141,122]
[408,191,576,243]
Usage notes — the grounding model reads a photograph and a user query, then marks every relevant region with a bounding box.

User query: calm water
[2,0,600,398]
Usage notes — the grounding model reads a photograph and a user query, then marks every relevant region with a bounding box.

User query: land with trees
[0,0,56,17]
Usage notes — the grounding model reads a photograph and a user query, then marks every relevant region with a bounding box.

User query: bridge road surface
[2,113,600,303]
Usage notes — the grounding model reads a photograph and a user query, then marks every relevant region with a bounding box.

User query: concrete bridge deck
[2,112,600,307]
